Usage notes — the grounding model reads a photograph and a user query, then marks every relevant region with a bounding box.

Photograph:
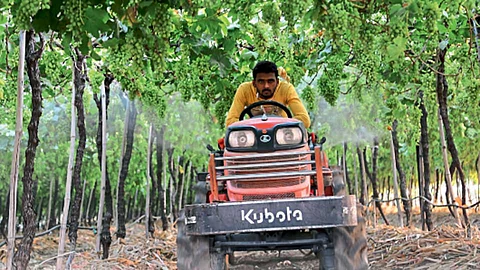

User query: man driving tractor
[225,61,311,129]
[178,60,368,270]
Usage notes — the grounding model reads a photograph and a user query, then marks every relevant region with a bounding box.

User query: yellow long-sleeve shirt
[225,81,311,128]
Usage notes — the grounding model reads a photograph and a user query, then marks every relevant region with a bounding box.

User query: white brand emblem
[241,207,303,224]
[260,135,271,143]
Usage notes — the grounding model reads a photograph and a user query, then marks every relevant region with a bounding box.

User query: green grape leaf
[91,50,101,61]
[437,22,447,34]
[79,34,90,55]
[241,50,258,60]
[139,1,153,8]
[83,8,110,36]
[392,109,405,121]
[32,9,58,32]
[400,95,415,106]
[62,32,72,55]
[101,38,119,48]
[389,4,405,17]
[465,128,478,139]
[386,37,407,61]
[0,13,7,24]
[223,38,236,51]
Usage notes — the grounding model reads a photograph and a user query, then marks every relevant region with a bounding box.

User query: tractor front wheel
[176,212,226,270]
[176,181,226,270]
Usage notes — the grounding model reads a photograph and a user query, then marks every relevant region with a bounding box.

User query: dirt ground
[0,206,479,269]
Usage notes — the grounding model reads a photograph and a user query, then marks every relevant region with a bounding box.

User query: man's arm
[225,84,248,128]
[285,84,311,129]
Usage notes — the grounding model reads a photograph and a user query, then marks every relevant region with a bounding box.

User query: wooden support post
[438,109,462,227]
[7,30,26,270]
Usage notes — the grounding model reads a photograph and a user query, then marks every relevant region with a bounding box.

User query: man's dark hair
[252,61,278,80]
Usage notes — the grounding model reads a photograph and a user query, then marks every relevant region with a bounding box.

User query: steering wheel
[239,100,293,121]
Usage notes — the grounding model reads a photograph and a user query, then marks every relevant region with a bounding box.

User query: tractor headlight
[228,130,256,148]
[275,127,303,145]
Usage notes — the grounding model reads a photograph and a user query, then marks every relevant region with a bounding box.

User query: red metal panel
[314,146,324,196]
[208,153,219,201]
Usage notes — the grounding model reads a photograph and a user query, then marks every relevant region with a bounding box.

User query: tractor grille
[225,152,310,189]
[243,193,295,201]
[236,179,305,189]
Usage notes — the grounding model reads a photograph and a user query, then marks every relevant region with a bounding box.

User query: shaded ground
[0,207,478,269]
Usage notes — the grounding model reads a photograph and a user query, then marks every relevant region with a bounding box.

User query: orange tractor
[177,101,368,270]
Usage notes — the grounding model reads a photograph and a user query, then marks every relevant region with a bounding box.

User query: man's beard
[258,88,273,99]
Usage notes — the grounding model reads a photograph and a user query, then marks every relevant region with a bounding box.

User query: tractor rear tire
[328,203,368,270]
[176,212,226,270]
[321,170,368,270]
[176,181,226,270]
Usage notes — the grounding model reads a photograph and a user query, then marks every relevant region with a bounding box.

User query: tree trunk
[391,121,411,226]
[386,176,391,202]
[36,196,43,229]
[67,49,87,268]
[416,145,425,229]
[182,162,193,207]
[145,124,154,239]
[436,48,469,232]
[93,75,114,258]
[14,30,45,270]
[147,131,155,236]
[343,142,353,195]
[356,146,366,205]
[353,147,359,199]
[46,176,54,229]
[150,132,159,217]
[52,176,59,227]
[175,154,185,215]
[116,100,137,239]
[79,179,86,226]
[167,148,177,221]
[102,173,113,248]
[381,177,386,201]
[155,126,168,231]
[389,130,404,227]
[115,100,129,229]
[133,189,139,219]
[369,138,389,225]
[86,181,96,226]
[1,191,9,239]
[178,159,187,211]
[126,195,132,220]
[477,153,480,202]
[418,91,433,230]
[444,170,451,206]
[93,74,114,259]
[409,169,415,201]
[434,169,440,203]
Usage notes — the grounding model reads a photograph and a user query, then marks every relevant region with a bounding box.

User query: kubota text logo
[241,207,303,224]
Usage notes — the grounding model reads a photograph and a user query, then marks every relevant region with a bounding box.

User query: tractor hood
[229,116,301,130]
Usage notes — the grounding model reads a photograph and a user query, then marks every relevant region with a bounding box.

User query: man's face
[253,72,278,99]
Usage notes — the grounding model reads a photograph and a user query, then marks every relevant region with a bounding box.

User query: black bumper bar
[184,195,357,235]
